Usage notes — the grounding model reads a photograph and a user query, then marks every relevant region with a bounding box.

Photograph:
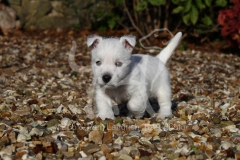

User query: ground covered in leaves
[0,30,240,160]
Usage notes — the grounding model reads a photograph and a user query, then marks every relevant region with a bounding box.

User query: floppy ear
[87,35,103,50]
[119,35,136,51]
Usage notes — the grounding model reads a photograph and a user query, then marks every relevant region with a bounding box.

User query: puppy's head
[87,35,136,88]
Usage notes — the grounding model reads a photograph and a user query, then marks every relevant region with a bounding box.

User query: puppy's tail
[156,32,182,64]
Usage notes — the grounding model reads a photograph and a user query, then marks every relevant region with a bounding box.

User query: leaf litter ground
[0,31,240,159]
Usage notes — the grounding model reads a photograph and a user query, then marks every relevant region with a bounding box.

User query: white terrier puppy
[87,32,182,120]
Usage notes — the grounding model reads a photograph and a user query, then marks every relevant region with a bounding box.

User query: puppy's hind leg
[156,91,172,119]
[156,77,172,119]
[95,88,115,120]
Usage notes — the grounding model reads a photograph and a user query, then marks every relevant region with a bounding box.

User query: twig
[173,21,182,33]
[156,6,161,28]
[198,24,220,34]
[97,10,110,21]
[146,7,152,33]
[189,24,220,38]
[182,32,188,40]
[118,18,130,30]
[123,0,150,45]
[133,0,139,25]
[163,0,169,30]
[139,28,174,50]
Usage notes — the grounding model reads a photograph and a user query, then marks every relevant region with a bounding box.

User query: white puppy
[87,32,182,120]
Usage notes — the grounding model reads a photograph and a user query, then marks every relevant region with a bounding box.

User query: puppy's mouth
[99,83,116,88]
[98,80,118,88]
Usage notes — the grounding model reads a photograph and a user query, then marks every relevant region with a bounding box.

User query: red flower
[218,1,240,48]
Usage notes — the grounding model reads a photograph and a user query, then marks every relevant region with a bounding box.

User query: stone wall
[6,0,97,29]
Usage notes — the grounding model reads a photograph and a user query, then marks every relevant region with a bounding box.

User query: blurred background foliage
[90,0,239,49]
[1,0,239,50]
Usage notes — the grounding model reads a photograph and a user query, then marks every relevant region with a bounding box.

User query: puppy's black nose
[102,74,112,83]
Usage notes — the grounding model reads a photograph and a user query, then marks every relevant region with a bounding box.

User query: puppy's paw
[133,112,145,119]
[156,111,172,119]
[96,112,115,120]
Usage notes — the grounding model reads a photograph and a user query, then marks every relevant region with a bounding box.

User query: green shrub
[89,0,230,41]
[172,0,227,26]
[91,0,124,31]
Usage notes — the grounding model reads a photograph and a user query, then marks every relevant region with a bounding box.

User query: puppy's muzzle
[102,74,112,83]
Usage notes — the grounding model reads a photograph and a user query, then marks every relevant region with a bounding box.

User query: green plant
[179,42,187,51]
[89,0,231,45]
[92,0,123,31]
[190,145,199,154]
[135,0,166,11]
[107,13,121,30]
[168,0,231,40]
[172,0,227,26]
[122,0,169,45]
[126,0,229,43]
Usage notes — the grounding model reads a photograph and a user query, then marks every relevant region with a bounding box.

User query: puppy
[87,32,182,120]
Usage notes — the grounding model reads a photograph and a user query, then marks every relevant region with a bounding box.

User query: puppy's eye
[115,61,122,67]
[96,61,102,66]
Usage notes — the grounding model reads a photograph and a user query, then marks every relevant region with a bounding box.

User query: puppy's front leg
[95,88,114,120]
[127,95,147,119]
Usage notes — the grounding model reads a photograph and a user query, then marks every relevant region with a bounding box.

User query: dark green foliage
[172,0,227,26]
[91,0,124,31]
[135,0,166,11]
[135,1,148,11]
[83,0,231,41]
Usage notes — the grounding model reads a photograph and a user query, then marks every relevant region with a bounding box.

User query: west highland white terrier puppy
[87,32,182,120]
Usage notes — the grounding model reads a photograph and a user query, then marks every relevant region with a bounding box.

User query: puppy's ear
[120,35,136,51]
[87,35,103,50]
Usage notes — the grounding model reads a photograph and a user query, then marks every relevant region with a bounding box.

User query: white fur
[87,32,182,120]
